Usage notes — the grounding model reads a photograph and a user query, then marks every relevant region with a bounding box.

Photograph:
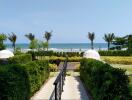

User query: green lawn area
[101,56,132,65]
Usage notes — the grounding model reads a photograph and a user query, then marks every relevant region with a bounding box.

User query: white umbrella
[0,50,14,59]
[83,49,101,60]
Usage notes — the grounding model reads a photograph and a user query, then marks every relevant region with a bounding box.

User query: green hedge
[28,50,81,57]
[98,50,130,56]
[0,60,49,100]
[80,58,131,100]
[8,54,32,64]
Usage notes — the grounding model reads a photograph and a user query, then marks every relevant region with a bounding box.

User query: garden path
[31,62,90,100]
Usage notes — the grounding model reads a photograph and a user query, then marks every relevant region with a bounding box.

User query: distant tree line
[0,31,52,51]
[87,32,132,51]
[0,31,132,52]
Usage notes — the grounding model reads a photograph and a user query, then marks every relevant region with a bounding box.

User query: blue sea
[6,43,109,50]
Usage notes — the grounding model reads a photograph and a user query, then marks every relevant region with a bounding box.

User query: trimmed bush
[28,50,82,57]
[99,50,130,56]
[49,64,58,72]
[0,60,49,100]
[80,58,131,99]
[46,56,82,62]
[8,54,32,64]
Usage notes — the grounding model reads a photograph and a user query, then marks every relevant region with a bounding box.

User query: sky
[0,0,132,43]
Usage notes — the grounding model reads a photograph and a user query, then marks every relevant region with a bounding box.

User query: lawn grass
[101,56,132,65]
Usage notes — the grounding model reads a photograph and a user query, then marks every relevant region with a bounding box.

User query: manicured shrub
[49,63,58,72]
[99,50,130,56]
[68,56,82,62]
[28,50,82,57]
[44,56,82,62]
[80,58,131,99]
[0,60,49,100]
[8,54,32,64]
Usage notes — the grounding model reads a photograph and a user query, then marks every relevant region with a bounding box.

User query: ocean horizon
[5,43,112,50]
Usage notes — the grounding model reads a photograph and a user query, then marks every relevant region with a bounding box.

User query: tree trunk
[13,43,15,51]
[91,41,94,49]
[108,42,110,50]
[47,41,49,51]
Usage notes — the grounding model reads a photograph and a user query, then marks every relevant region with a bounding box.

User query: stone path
[61,76,89,100]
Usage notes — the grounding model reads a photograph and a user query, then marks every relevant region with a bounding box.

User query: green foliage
[103,33,115,50]
[25,33,35,41]
[0,60,49,100]
[0,33,7,50]
[80,58,131,99]
[88,32,95,49]
[49,63,58,72]
[8,54,32,64]
[8,32,17,51]
[44,31,52,51]
[0,65,29,100]
[44,31,52,42]
[14,47,23,55]
[44,56,82,62]
[28,50,81,57]
[128,35,132,53]
[29,39,38,49]
[99,50,130,56]
[113,37,127,45]
[28,50,54,56]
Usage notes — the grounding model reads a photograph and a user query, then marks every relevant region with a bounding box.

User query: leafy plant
[0,60,49,100]
[103,33,115,50]
[44,31,52,51]
[80,58,131,99]
[8,32,17,51]
[88,32,95,49]
[49,63,58,72]
[0,33,7,50]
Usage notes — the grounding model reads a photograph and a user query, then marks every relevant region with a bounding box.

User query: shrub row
[28,50,82,57]
[98,50,131,56]
[80,58,131,100]
[8,54,32,64]
[28,50,131,57]
[0,60,49,100]
[41,56,82,62]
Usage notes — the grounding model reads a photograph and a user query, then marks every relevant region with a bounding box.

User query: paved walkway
[62,76,89,100]
[30,77,56,100]
[30,62,89,100]
[31,76,89,100]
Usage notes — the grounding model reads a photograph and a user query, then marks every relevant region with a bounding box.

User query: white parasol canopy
[83,49,101,60]
[0,50,14,59]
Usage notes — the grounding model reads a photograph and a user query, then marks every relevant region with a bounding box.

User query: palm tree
[44,31,52,42]
[44,31,52,51]
[0,33,7,50]
[8,32,17,51]
[103,33,115,50]
[25,33,35,42]
[25,33,35,49]
[88,32,95,49]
